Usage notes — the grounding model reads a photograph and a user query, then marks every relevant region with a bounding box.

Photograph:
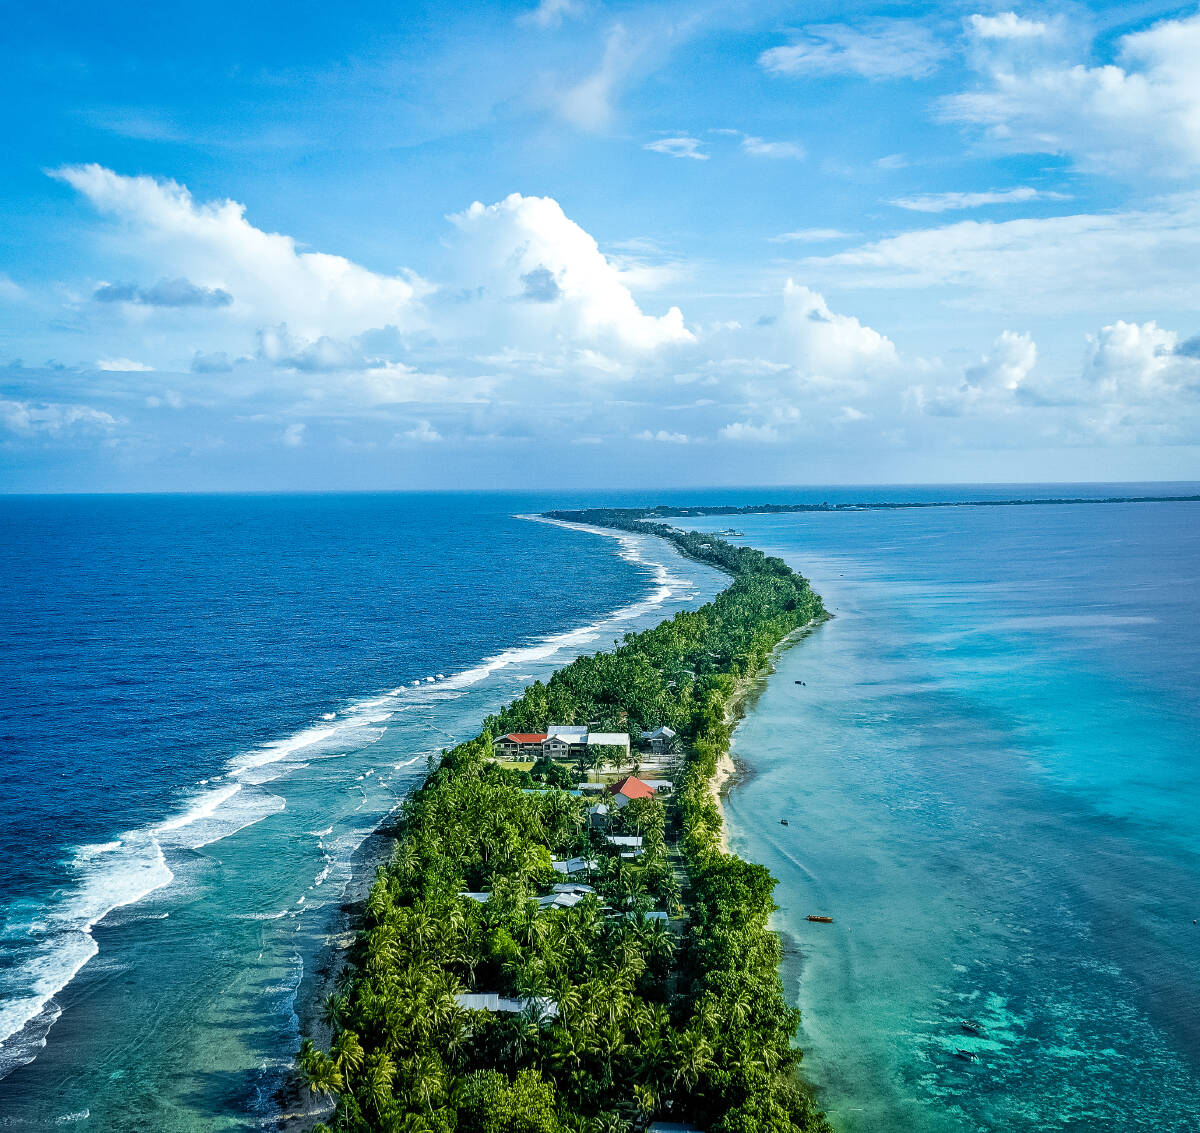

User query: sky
[2,0,1200,491]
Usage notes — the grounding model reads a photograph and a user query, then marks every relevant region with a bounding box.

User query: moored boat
[806,914,834,923]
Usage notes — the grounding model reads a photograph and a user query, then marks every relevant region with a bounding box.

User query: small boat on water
[954,1049,979,1063]
[960,1020,983,1035]
[780,818,790,826]
[806,915,834,923]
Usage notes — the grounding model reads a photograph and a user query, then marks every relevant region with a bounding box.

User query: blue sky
[2,0,1199,490]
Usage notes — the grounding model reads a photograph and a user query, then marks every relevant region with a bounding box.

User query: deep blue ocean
[1,486,1197,1130]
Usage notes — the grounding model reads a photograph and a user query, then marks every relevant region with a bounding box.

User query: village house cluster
[494,725,631,762]
[493,724,678,762]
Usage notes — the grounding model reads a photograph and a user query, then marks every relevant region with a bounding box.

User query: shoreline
[274,821,401,1130]
[709,621,824,853]
[276,521,720,1127]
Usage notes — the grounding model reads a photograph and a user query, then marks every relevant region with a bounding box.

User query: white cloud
[644,135,709,160]
[636,428,688,443]
[257,325,368,372]
[281,422,306,446]
[802,195,1200,312]
[1082,320,1199,403]
[0,398,121,436]
[777,280,898,381]
[53,164,425,340]
[918,329,1037,415]
[444,192,693,354]
[557,24,641,131]
[0,273,25,301]
[401,420,443,443]
[519,0,584,30]
[966,12,1050,40]
[944,10,1200,175]
[741,136,805,159]
[719,420,781,443]
[889,187,1070,212]
[769,228,854,243]
[760,21,945,80]
[97,357,154,371]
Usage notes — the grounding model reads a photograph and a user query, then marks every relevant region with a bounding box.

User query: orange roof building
[608,776,656,806]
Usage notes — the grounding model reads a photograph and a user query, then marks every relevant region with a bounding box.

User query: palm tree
[670,1029,714,1093]
[321,992,346,1035]
[331,1029,364,1080]
[297,1039,343,1099]
[364,1050,396,1117]
[404,1052,444,1116]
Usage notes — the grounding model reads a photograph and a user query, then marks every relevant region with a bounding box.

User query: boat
[960,1020,983,1035]
[806,915,833,923]
[780,818,790,826]
[954,1049,979,1063]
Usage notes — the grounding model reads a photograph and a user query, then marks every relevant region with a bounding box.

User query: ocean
[689,499,1200,1132]
[1,487,1197,1130]
[0,492,726,1129]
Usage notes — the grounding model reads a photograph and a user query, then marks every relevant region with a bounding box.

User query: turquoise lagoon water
[688,503,1200,1132]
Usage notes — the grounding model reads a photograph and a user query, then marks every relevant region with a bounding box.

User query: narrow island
[298,515,831,1133]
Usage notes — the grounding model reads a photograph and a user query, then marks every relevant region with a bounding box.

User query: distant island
[298,516,831,1132]
[544,492,1200,526]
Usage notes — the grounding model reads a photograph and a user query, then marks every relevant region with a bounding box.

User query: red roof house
[608,776,656,806]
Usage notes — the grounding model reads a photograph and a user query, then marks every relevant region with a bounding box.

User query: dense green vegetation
[299,517,830,1133]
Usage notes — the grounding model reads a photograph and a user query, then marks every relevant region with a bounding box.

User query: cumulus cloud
[401,420,443,443]
[97,357,154,371]
[53,164,425,340]
[281,423,306,446]
[444,193,693,355]
[943,9,1200,175]
[918,329,1037,415]
[644,135,708,160]
[760,21,945,80]
[636,428,688,443]
[257,325,369,372]
[93,277,233,307]
[1082,320,1200,404]
[967,12,1052,40]
[0,398,121,436]
[890,187,1070,212]
[719,420,780,443]
[777,280,897,382]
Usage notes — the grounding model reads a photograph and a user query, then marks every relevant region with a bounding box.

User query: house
[606,834,643,848]
[639,725,677,754]
[538,891,584,911]
[641,779,673,794]
[551,856,592,876]
[608,775,657,808]
[455,993,559,1020]
[551,882,594,895]
[494,732,548,759]
[458,891,491,903]
[494,726,628,764]
[586,801,610,828]
[586,731,631,762]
